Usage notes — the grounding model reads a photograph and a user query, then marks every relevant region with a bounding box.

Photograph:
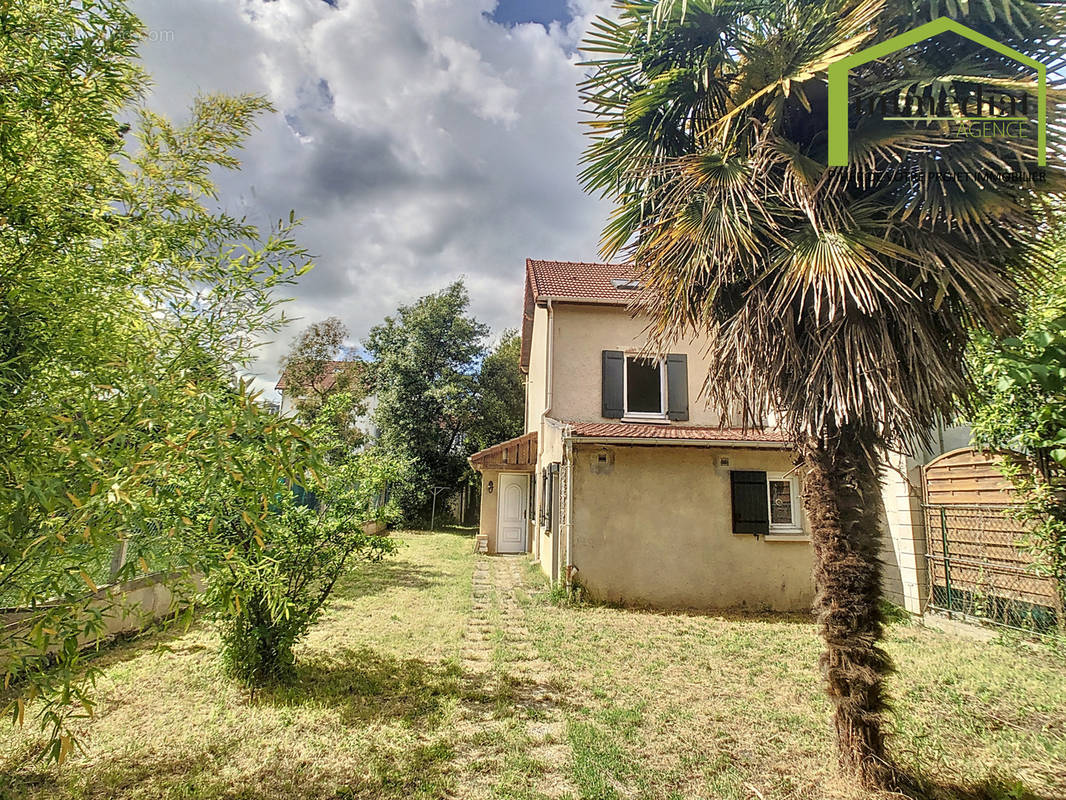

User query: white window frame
[622,355,667,421]
[766,472,804,537]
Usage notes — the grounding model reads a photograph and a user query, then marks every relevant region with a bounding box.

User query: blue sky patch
[490,0,572,28]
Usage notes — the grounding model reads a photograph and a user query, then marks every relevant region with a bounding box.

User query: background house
[275,360,379,443]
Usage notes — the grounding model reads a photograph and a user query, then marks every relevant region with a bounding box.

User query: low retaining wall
[1,571,202,655]
[3,517,388,654]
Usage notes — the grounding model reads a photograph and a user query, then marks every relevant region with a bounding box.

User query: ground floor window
[731,470,804,536]
[767,473,801,534]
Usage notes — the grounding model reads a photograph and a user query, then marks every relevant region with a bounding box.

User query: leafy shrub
[210,447,408,686]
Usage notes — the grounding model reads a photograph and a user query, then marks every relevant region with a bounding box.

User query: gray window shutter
[731,470,769,535]
[539,469,548,529]
[601,350,624,419]
[666,354,689,421]
[528,474,535,526]
[547,463,559,533]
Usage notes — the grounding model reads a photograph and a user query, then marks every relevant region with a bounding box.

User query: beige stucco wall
[478,468,501,554]
[525,303,550,432]
[878,424,973,613]
[534,420,566,579]
[569,444,814,611]
[548,303,738,427]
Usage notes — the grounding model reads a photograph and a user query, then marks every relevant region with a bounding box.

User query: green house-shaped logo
[827,17,1047,167]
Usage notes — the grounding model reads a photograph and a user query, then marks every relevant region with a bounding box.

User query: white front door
[496,473,529,554]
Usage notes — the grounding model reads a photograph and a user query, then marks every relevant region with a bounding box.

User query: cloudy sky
[132,0,616,399]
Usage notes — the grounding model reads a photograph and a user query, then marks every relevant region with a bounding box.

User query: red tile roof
[526,259,637,303]
[521,259,638,372]
[567,421,789,445]
[275,360,363,392]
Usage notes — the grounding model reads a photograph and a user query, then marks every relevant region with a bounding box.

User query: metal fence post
[109,538,129,583]
[940,507,953,617]
[429,485,448,531]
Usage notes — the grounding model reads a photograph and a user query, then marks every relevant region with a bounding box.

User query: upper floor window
[602,350,688,422]
[625,356,664,418]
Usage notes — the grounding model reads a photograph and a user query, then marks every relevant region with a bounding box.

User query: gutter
[566,436,791,449]
[536,295,628,307]
[543,299,554,420]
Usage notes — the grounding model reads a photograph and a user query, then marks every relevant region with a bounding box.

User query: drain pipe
[564,433,575,590]
[537,299,555,574]
[542,299,554,420]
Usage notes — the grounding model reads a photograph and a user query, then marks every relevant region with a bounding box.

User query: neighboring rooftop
[275,360,363,393]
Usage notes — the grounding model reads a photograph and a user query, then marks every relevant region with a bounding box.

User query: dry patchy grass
[0,531,478,800]
[516,576,1066,800]
[2,530,1065,800]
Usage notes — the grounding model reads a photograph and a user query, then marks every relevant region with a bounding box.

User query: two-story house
[469,259,816,611]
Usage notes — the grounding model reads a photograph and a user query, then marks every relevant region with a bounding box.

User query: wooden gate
[923,448,1061,631]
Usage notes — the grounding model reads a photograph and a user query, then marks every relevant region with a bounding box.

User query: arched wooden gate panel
[922,448,1061,631]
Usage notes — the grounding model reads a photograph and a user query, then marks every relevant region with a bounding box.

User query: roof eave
[534,295,631,307]
[566,435,791,449]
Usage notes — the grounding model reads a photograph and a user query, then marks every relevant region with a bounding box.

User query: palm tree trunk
[801,430,894,788]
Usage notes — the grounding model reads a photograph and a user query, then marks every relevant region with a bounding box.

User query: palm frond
[580,0,1065,446]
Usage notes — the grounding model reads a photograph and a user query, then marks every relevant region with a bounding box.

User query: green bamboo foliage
[1,2,317,760]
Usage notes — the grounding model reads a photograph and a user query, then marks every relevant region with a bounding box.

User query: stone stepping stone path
[451,554,576,799]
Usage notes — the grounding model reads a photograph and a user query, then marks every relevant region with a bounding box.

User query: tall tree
[364,281,488,518]
[281,317,368,457]
[469,329,525,454]
[579,0,1064,787]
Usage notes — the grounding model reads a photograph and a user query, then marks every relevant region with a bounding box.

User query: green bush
[210,448,408,687]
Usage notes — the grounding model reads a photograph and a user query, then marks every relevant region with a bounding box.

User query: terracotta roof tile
[526,259,637,304]
[520,259,638,372]
[567,421,789,444]
[275,360,362,392]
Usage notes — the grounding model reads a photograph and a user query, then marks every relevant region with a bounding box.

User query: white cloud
[132,0,616,398]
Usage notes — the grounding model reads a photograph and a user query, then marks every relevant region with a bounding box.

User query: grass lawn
[1,530,1064,800]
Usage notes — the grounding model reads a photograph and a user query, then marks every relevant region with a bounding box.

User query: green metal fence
[924,503,1062,633]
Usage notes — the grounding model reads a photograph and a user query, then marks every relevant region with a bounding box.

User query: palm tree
[579,0,1064,787]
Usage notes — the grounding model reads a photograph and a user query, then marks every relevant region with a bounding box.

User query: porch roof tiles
[567,421,790,445]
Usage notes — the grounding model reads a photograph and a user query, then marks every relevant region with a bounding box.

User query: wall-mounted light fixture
[486,480,494,494]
